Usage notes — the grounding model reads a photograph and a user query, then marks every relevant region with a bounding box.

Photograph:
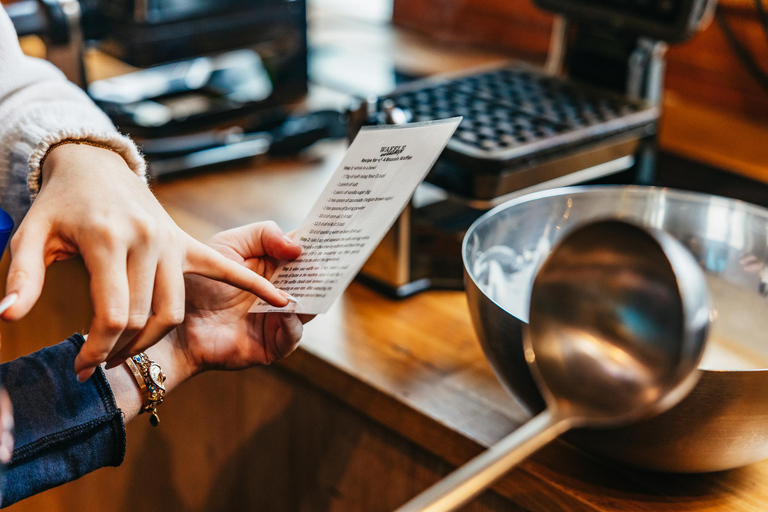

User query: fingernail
[282,235,299,246]
[279,290,298,303]
[105,359,123,370]
[0,445,11,465]
[0,293,18,315]
[77,368,93,383]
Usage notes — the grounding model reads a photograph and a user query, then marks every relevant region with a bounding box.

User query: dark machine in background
[7,0,333,174]
[536,0,715,43]
[350,0,717,297]
[83,0,308,137]
[9,0,308,135]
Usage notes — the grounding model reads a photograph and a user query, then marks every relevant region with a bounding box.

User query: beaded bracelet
[125,353,166,427]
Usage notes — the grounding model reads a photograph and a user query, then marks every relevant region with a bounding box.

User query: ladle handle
[395,410,569,512]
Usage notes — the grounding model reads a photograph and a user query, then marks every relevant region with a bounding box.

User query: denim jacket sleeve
[0,334,126,507]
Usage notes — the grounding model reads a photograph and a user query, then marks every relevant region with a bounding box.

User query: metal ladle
[397,219,710,512]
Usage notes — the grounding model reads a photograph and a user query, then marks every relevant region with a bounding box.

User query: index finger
[3,221,49,321]
[184,238,289,307]
[76,247,130,381]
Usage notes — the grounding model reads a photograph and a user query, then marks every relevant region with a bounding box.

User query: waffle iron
[350,0,718,297]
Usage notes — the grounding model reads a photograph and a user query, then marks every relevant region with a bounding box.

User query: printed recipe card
[250,117,461,315]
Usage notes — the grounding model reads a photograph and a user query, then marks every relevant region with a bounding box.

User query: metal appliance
[349,0,717,297]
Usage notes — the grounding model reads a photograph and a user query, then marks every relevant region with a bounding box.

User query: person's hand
[1,144,290,381]
[151,222,312,382]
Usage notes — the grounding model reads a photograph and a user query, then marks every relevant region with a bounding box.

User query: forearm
[0,333,194,508]
[1,336,125,508]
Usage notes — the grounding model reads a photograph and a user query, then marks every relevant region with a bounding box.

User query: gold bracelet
[125,353,166,427]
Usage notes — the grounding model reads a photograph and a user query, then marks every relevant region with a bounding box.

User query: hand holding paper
[250,118,461,315]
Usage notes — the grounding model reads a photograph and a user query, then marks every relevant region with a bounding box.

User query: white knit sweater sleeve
[0,6,146,226]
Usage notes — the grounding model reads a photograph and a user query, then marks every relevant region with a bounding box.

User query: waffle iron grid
[384,65,658,167]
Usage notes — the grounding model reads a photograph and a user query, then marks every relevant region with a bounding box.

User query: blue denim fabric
[0,334,126,507]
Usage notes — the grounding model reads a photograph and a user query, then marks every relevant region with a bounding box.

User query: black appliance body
[9,0,308,136]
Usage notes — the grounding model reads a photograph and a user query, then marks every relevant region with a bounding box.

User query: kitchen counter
[4,130,768,512]
[5,131,768,510]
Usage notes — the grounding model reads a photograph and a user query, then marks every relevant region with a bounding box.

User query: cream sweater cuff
[27,129,147,199]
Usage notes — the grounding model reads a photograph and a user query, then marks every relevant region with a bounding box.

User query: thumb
[274,313,303,360]
[210,222,302,262]
[2,226,49,321]
[262,225,303,262]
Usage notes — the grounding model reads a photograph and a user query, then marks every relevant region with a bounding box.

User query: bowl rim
[461,184,768,374]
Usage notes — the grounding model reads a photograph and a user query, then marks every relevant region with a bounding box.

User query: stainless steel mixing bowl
[463,185,768,472]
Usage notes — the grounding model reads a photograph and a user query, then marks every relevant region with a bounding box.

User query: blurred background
[5,0,767,181]
[2,0,768,510]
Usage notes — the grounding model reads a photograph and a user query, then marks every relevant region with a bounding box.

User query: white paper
[250,118,461,315]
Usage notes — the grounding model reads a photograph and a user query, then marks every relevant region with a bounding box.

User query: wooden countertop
[150,138,768,512]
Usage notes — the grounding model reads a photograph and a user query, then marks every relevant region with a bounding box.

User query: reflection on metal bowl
[463,185,768,472]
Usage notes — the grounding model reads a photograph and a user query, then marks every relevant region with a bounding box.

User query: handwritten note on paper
[249,118,461,315]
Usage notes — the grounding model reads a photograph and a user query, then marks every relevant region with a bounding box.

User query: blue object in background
[0,208,13,253]
[0,207,12,504]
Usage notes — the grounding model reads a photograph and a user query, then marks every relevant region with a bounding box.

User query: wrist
[145,331,198,394]
[40,141,132,188]
[103,333,197,426]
